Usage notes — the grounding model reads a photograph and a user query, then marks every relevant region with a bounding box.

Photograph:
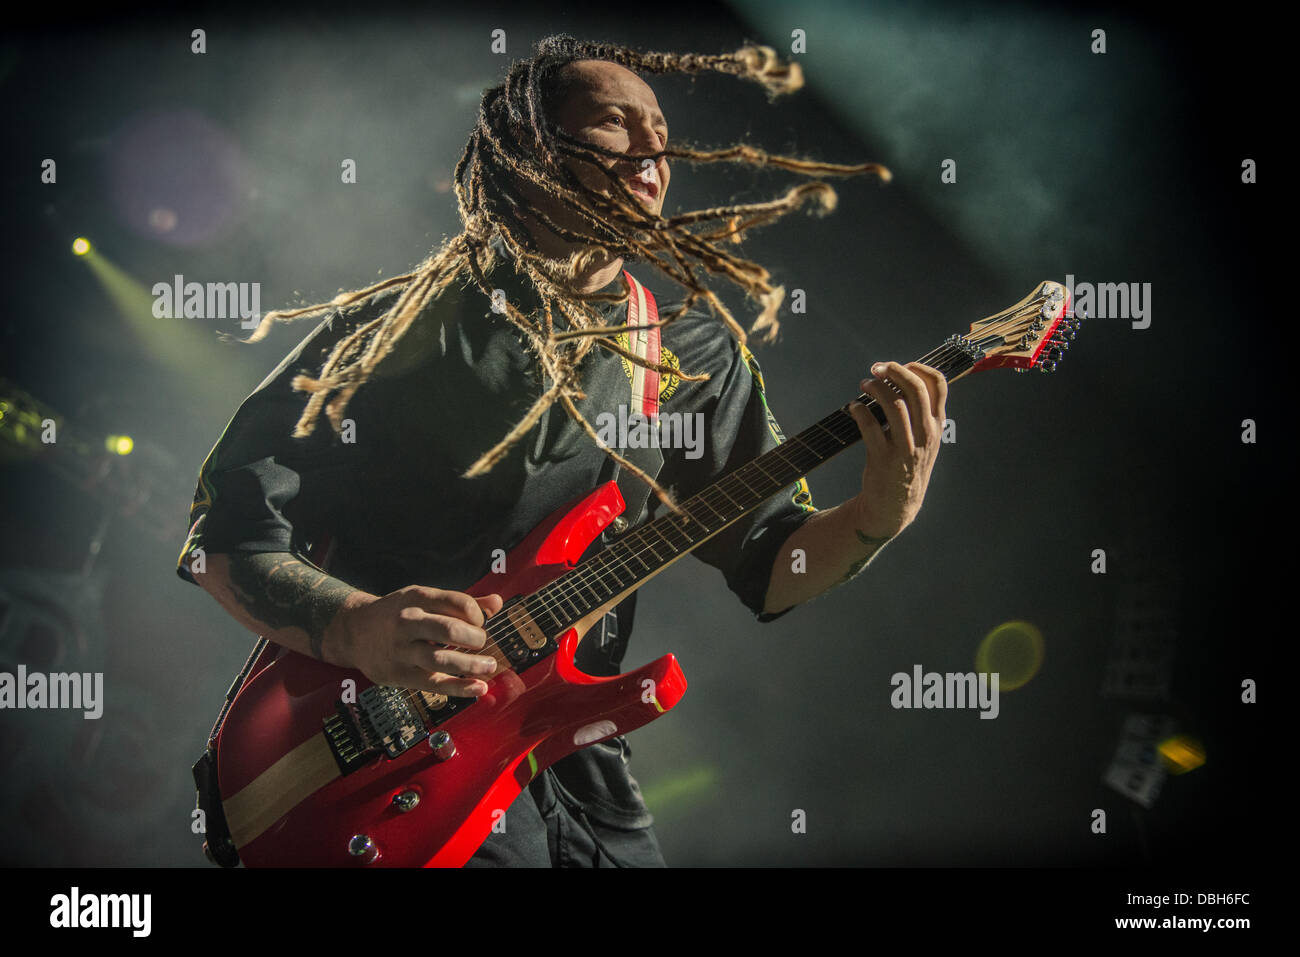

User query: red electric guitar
[207,281,1077,867]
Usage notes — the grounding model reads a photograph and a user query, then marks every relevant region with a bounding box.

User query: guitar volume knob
[429,731,457,761]
[348,834,380,864]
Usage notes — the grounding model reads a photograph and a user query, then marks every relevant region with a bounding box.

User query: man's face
[548,59,671,217]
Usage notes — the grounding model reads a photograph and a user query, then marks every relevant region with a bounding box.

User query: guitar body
[216,482,688,867]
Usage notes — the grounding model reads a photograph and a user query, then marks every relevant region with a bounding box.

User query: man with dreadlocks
[178,35,947,867]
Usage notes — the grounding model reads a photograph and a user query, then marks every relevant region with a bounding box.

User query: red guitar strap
[622,269,660,422]
[578,270,666,679]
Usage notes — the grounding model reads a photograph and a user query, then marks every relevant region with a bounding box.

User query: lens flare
[975,620,1044,691]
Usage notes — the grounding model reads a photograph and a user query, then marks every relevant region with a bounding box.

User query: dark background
[0,0,1279,871]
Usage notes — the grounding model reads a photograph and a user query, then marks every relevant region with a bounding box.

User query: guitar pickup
[494,596,551,669]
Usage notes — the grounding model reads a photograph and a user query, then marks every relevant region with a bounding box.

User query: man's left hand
[846,360,948,540]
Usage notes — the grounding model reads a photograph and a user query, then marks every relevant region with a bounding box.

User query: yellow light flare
[105,434,134,455]
[975,620,1044,691]
[72,237,91,256]
[1158,735,1206,775]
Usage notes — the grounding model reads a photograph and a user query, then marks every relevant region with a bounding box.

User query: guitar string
[397,298,1062,714]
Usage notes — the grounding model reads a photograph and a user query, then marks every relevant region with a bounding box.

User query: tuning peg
[1038,360,1058,373]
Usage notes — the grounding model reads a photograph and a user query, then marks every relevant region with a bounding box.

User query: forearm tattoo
[837,529,892,586]
[227,553,356,660]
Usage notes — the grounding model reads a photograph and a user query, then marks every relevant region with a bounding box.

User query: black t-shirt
[177,248,817,829]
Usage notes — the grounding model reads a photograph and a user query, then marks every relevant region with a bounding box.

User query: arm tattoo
[227,553,356,660]
[837,529,893,586]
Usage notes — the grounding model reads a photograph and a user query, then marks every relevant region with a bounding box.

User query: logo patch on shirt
[615,332,680,402]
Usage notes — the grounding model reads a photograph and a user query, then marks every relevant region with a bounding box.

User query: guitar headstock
[962,281,1080,375]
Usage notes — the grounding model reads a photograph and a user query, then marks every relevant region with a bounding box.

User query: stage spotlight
[71,237,91,256]
[975,620,1044,691]
[105,434,134,456]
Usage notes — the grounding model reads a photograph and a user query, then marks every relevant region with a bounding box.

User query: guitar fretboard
[516,337,980,635]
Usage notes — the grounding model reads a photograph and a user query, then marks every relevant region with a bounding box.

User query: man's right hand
[330,586,505,697]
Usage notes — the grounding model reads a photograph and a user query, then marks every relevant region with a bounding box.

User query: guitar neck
[517,335,983,636]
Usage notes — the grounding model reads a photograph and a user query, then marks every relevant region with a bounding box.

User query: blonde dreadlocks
[243,34,890,513]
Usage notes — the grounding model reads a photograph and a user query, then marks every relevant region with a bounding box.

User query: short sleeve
[175,307,356,585]
[653,335,817,622]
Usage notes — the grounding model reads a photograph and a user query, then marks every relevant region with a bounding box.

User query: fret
[677,508,712,539]
[738,468,764,496]
[652,519,690,551]
[627,543,654,573]
[655,519,688,548]
[747,458,781,487]
[571,579,601,609]
[812,420,846,447]
[640,534,666,563]
[608,553,638,585]
[712,486,743,514]
[527,597,562,636]
[555,591,580,621]
[785,437,824,468]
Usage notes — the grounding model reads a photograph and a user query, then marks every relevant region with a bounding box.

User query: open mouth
[625,174,659,204]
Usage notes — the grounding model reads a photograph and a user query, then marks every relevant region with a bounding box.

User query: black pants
[464,764,667,868]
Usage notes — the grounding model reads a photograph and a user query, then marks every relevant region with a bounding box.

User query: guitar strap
[610,269,665,530]
[578,270,666,678]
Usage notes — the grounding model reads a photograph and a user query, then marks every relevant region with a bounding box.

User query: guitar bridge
[356,684,428,758]
[323,705,375,775]
[323,684,433,774]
